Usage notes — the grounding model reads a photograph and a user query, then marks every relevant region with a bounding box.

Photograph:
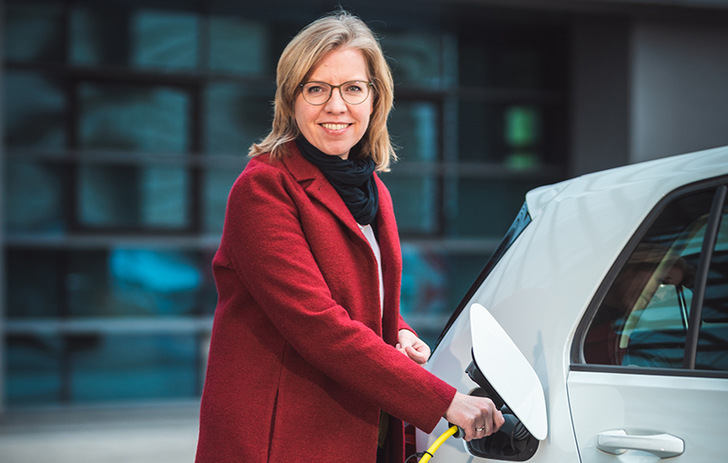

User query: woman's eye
[345,84,364,93]
[307,85,325,94]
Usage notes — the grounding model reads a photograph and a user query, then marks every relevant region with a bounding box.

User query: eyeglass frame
[298,80,374,106]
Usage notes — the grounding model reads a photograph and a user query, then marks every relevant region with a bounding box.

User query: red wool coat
[195,143,456,463]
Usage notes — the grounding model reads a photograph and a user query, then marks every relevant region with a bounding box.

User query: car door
[568,179,728,462]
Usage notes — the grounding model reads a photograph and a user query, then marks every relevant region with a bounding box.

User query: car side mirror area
[465,303,548,461]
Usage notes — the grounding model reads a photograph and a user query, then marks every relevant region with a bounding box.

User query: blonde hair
[249,10,396,171]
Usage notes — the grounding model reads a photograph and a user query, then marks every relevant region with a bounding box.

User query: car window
[583,184,728,371]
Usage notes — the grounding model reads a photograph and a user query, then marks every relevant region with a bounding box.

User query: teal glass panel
[106,248,202,317]
[504,105,542,170]
[78,83,189,154]
[6,249,63,318]
[4,159,66,233]
[4,71,66,149]
[446,252,491,309]
[133,10,198,70]
[400,243,448,317]
[78,164,190,229]
[380,172,437,234]
[208,16,269,74]
[6,334,63,404]
[204,84,273,155]
[380,32,446,88]
[459,38,493,88]
[71,7,198,70]
[4,1,65,63]
[389,101,438,162]
[199,248,218,316]
[400,245,492,347]
[505,106,540,147]
[450,177,542,238]
[203,167,243,233]
[71,334,198,401]
[458,32,544,89]
[68,249,203,317]
[457,101,500,162]
[503,49,543,89]
[458,103,544,167]
[71,7,131,67]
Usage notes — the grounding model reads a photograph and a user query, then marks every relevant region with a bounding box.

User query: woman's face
[295,47,373,160]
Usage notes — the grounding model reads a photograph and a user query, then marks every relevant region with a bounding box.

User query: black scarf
[295,136,379,225]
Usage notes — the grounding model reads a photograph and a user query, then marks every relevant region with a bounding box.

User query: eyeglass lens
[301,81,371,105]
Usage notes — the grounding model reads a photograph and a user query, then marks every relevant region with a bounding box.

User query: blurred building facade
[1,0,727,411]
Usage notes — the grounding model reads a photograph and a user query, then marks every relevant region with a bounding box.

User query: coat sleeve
[221,161,455,432]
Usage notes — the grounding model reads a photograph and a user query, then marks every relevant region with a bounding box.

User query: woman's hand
[444,391,504,441]
[396,329,431,365]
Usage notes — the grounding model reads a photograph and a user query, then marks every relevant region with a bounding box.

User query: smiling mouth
[320,123,350,131]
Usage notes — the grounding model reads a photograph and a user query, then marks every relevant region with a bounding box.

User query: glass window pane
[401,244,448,317]
[5,2,65,63]
[459,37,494,88]
[380,32,446,88]
[389,101,439,162]
[6,249,63,318]
[504,105,542,169]
[71,7,131,68]
[459,103,546,168]
[204,84,273,155]
[400,245,492,347]
[104,248,203,317]
[583,188,728,369]
[457,101,501,162]
[446,251,492,309]
[200,248,218,316]
[71,7,198,70]
[78,83,190,154]
[71,334,198,401]
[696,204,728,370]
[4,71,66,149]
[78,164,190,229]
[450,177,539,238]
[203,167,242,233]
[458,28,549,89]
[133,10,199,70]
[208,16,269,74]
[381,173,437,234]
[4,159,66,233]
[400,244,447,347]
[6,334,63,405]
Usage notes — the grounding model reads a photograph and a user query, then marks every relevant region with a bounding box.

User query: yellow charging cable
[416,425,461,462]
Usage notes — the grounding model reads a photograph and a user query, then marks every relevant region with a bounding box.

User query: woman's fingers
[444,392,504,441]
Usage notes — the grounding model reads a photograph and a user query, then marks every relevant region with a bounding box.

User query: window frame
[571,175,728,379]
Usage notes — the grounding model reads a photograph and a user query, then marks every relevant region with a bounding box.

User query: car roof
[472,145,728,370]
[526,145,728,220]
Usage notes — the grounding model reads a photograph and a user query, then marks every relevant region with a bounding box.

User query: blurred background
[1,0,728,460]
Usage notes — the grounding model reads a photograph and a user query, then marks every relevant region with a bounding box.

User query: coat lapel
[281,142,365,238]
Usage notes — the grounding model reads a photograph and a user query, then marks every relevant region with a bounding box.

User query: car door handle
[597,429,684,458]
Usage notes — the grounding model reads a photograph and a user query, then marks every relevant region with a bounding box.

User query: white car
[416,146,728,462]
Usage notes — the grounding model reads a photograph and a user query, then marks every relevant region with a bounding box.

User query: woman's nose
[323,88,347,112]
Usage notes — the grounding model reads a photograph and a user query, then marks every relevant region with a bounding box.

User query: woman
[195,10,503,463]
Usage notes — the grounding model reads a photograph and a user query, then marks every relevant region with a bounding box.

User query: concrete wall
[571,14,728,175]
[571,18,632,175]
[631,20,728,162]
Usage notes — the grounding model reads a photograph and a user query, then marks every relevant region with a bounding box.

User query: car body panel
[418,146,728,462]
[568,370,726,462]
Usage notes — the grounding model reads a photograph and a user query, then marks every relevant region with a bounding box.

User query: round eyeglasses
[299,81,373,106]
